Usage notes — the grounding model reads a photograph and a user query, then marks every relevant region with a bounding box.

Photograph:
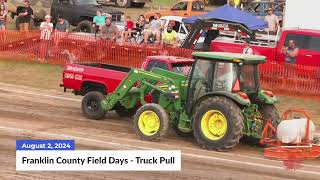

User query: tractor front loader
[82,52,280,151]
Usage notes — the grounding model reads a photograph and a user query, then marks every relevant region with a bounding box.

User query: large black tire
[77,20,94,33]
[133,103,169,141]
[115,0,132,8]
[115,104,137,117]
[259,104,280,130]
[193,96,244,151]
[81,91,106,120]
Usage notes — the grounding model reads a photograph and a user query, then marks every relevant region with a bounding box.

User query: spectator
[0,3,6,32]
[264,8,279,34]
[39,15,53,63]
[17,0,33,32]
[120,16,135,43]
[93,10,106,30]
[162,25,178,47]
[144,13,162,44]
[242,39,253,55]
[100,17,119,41]
[55,16,69,32]
[0,0,7,29]
[282,40,299,64]
[136,14,146,30]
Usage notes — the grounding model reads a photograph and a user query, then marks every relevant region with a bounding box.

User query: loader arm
[101,68,180,111]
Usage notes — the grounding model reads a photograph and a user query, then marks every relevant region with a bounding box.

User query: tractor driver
[214,62,235,91]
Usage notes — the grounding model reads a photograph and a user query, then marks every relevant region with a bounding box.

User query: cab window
[172,2,188,11]
[192,1,204,11]
[168,20,181,32]
[285,34,320,51]
[146,60,169,71]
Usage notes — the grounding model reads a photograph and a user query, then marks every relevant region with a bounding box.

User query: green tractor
[82,52,279,150]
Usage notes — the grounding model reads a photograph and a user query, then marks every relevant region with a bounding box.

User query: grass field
[0,59,319,127]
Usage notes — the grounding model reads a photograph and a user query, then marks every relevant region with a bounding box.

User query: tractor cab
[186,52,266,109]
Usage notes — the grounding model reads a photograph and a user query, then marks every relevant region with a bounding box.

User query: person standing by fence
[0,3,6,42]
[17,0,33,33]
[39,15,53,63]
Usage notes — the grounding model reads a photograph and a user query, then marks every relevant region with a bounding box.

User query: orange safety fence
[0,30,319,97]
[259,62,320,97]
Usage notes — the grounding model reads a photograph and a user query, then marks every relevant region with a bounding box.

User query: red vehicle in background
[211,28,320,67]
[61,56,193,96]
[181,20,320,67]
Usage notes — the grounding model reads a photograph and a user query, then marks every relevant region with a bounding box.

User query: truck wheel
[81,91,106,120]
[133,103,169,141]
[193,96,244,151]
[77,20,94,33]
[115,0,132,8]
[115,105,137,117]
[259,104,280,130]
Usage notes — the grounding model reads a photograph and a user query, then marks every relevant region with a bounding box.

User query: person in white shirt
[242,39,253,55]
[39,15,53,63]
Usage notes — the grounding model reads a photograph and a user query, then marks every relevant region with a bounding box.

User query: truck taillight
[238,92,248,99]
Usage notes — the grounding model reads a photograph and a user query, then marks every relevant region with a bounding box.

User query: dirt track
[0,82,319,180]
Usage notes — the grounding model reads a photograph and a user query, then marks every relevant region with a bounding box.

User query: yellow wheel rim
[138,110,160,136]
[201,110,227,140]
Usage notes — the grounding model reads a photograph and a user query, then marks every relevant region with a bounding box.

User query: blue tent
[182,5,267,30]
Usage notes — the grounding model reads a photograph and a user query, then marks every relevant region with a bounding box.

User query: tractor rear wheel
[259,104,280,130]
[133,103,169,141]
[193,96,244,151]
[81,91,106,120]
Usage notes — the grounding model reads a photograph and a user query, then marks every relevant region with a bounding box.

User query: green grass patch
[0,60,63,91]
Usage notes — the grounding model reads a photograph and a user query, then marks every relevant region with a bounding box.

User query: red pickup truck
[62,56,193,96]
[211,28,320,67]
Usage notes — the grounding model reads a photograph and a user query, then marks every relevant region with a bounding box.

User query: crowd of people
[1,1,297,62]
[94,11,178,46]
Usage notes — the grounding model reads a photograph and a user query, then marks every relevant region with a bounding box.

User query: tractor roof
[192,52,266,64]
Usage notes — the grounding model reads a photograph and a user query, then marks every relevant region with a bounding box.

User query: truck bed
[63,63,131,95]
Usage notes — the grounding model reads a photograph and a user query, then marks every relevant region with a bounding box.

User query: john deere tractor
[82,52,279,150]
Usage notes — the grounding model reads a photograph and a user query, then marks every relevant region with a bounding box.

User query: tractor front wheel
[81,91,106,120]
[193,96,244,151]
[133,104,169,141]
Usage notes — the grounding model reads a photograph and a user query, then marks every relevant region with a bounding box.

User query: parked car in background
[144,0,207,21]
[51,0,123,33]
[8,0,124,32]
[243,0,285,25]
[96,0,146,8]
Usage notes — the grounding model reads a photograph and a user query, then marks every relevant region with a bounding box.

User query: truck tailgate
[62,63,130,94]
